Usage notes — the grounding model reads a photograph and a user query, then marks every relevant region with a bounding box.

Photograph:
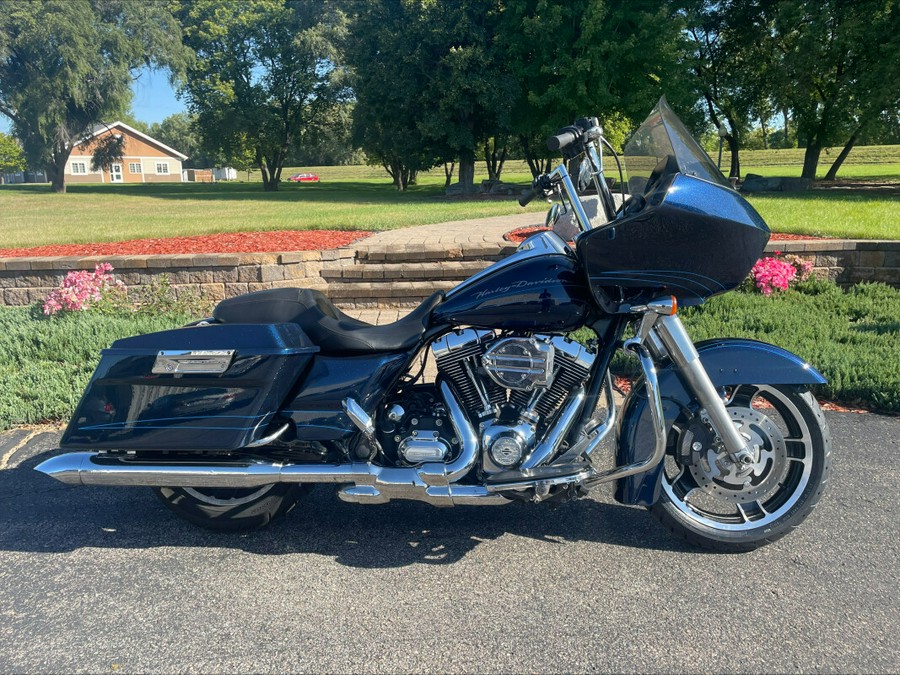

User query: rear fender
[614,339,826,506]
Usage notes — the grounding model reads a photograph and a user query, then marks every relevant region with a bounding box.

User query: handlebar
[547,128,579,152]
[518,174,554,207]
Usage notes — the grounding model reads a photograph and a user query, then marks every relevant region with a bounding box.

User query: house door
[110,164,123,183]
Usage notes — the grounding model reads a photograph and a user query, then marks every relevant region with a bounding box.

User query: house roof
[74,121,189,161]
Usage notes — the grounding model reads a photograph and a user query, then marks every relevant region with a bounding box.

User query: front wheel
[651,385,831,552]
[153,483,311,532]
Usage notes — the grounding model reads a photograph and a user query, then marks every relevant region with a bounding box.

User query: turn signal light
[647,295,678,316]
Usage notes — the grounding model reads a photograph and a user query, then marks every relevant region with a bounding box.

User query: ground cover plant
[575,280,900,414]
[1,278,898,432]
[0,306,197,430]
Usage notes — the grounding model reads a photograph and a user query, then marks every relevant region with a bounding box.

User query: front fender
[614,338,826,506]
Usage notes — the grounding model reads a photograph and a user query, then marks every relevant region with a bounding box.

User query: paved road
[1,412,898,673]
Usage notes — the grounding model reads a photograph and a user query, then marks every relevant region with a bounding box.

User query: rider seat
[212,287,443,355]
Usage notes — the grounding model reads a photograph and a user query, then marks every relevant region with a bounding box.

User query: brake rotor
[684,407,788,504]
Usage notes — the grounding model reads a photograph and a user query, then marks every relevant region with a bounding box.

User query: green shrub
[580,281,900,413]
[0,306,196,429]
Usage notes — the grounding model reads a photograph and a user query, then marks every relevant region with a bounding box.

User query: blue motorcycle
[37,99,831,551]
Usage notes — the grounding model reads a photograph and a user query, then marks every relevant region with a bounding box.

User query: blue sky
[0,67,186,134]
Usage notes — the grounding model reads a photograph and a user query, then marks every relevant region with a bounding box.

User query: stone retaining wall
[768,240,900,286]
[0,250,344,306]
[0,239,897,307]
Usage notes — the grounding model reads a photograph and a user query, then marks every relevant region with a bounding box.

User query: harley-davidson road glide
[37,99,831,551]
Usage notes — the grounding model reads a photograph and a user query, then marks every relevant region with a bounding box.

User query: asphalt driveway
[0,411,898,673]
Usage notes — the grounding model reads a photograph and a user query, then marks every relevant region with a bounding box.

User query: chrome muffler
[35,382,509,507]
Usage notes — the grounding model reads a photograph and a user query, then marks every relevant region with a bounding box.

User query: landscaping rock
[741,174,782,192]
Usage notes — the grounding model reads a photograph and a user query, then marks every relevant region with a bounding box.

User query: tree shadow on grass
[743,188,899,203]
[0,180,531,206]
[0,445,699,568]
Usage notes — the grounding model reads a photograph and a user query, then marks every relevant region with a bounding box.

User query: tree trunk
[760,117,769,150]
[46,149,69,193]
[782,109,791,147]
[443,162,455,188]
[49,169,66,194]
[727,134,740,179]
[457,149,475,193]
[521,136,549,178]
[484,140,495,181]
[824,128,861,181]
[801,142,821,180]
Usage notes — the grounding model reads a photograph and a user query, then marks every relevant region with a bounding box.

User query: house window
[155,162,170,175]
[129,162,142,174]
[71,162,87,175]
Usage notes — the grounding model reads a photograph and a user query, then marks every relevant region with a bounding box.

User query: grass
[601,280,900,413]
[745,193,900,239]
[0,306,196,430]
[1,279,897,431]
[742,163,900,181]
[680,281,900,412]
[0,178,542,250]
[0,152,897,249]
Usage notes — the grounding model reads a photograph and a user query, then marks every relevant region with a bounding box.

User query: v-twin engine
[431,329,595,474]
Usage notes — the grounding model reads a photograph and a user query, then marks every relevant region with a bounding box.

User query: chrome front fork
[648,314,756,466]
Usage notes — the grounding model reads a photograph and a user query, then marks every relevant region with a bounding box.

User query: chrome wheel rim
[662,385,814,532]
[183,484,275,507]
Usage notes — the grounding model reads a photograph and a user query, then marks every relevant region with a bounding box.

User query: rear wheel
[651,385,831,552]
[153,483,311,532]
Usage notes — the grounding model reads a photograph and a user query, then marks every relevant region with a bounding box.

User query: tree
[682,1,771,178]
[346,1,439,191]
[0,131,25,177]
[0,1,188,192]
[178,0,348,191]
[414,0,515,193]
[763,0,900,179]
[88,133,126,174]
[500,0,695,177]
[148,112,218,169]
[288,102,364,166]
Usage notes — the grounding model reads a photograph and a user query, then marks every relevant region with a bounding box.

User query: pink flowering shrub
[748,251,815,296]
[42,263,127,315]
[784,253,814,281]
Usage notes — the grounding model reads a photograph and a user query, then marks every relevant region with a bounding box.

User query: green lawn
[0,179,543,250]
[746,192,899,239]
[743,163,900,181]
[1,152,898,249]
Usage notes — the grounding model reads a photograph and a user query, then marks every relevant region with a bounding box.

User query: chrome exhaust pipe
[35,381,508,506]
[35,452,509,506]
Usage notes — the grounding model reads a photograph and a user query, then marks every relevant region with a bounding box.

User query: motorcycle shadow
[1,448,698,567]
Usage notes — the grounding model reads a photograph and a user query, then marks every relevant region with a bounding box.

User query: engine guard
[614,338,826,506]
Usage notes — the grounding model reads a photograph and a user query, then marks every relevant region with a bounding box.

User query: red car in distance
[287,173,320,183]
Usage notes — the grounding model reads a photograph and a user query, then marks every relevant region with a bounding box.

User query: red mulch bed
[0,230,372,258]
[504,226,830,245]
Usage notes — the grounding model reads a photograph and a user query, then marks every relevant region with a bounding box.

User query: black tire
[153,483,311,532]
[651,385,831,552]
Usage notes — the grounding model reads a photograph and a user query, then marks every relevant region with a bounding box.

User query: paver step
[355,242,516,263]
[320,259,490,282]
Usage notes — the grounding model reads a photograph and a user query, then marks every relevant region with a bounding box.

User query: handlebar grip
[547,129,578,152]
[518,184,540,207]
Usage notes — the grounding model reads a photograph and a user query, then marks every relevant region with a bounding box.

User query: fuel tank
[432,232,592,332]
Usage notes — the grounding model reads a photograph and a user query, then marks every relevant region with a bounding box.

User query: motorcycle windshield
[623,97,731,196]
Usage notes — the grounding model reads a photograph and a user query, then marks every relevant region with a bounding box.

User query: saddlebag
[61,322,318,452]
